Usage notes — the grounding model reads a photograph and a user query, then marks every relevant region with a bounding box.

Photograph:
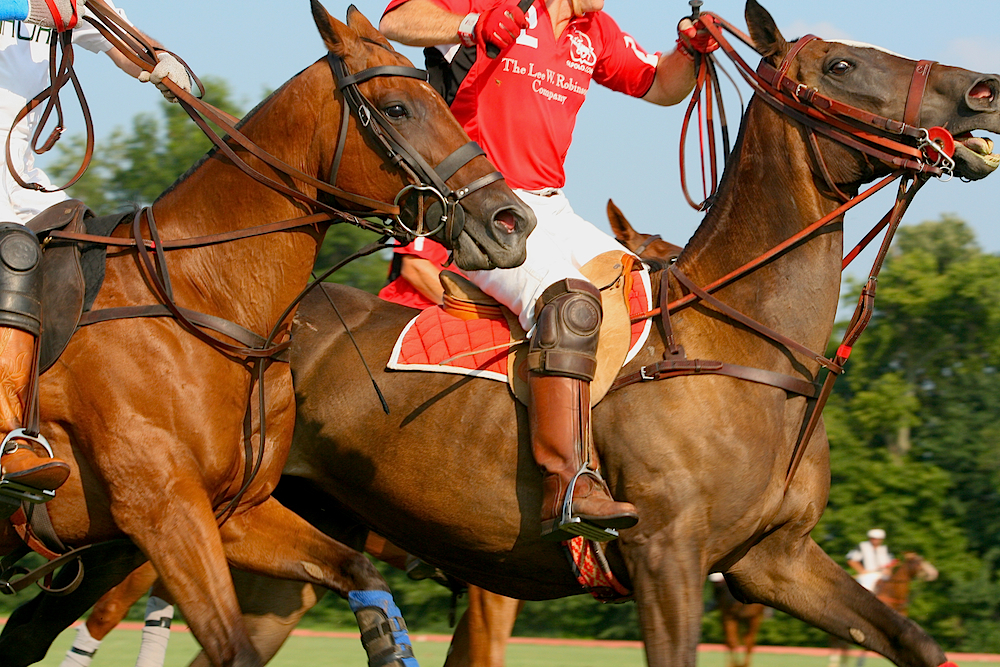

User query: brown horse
[0,4,532,667]
[278,3,1000,667]
[710,573,767,667]
[875,553,939,616]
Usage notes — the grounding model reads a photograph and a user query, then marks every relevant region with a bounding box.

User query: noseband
[328,53,505,245]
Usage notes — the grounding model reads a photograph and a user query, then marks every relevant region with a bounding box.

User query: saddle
[25,199,123,373]
[387,250,654,407]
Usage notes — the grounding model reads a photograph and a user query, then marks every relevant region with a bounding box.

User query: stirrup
[1,428,54,457]
[544,468,619,543]
[0,429,57,505]
[0,478,55,505]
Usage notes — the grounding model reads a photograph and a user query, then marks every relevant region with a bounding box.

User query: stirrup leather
[544,467,619,542]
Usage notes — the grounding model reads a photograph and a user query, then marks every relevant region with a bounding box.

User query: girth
[611,267,825,399]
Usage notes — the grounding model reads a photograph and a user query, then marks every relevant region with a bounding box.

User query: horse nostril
[970,81,995,101]
[493,209,517,234]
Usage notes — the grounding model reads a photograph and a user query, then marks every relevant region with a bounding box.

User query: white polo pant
[464,189,631,331]
[0,127,68,224]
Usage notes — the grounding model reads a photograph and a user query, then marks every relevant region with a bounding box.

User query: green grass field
[25,624,974,667]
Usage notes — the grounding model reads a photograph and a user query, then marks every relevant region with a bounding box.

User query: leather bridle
[328,53,504,245]
[621,13,956,494]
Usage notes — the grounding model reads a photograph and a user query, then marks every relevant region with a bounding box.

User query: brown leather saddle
[26,199,123,373]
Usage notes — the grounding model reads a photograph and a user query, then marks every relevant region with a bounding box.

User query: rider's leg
[0,223,69,491]
[528,279,637,541]
[464,191,639,542]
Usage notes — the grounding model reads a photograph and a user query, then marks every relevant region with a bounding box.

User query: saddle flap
[509,251,636,407]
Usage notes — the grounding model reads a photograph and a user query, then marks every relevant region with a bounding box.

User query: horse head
[309,2,535,271]
[606,199,682,265]
[747,0,1000,187]
[903,552,940,582]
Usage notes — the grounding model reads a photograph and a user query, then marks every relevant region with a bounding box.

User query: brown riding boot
[529,373,638,541]
[527,278,637,542]
[0,326,68,492]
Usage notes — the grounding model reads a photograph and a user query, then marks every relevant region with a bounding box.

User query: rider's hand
[472,5,528,56]
[139,52,192,104]
[677,17,719,60]
[26,0,85,31]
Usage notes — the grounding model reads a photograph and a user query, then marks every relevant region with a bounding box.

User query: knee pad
[528,278,601,381]
[0,224,42,336]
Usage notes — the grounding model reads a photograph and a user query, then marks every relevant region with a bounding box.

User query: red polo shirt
[383,0,658,190]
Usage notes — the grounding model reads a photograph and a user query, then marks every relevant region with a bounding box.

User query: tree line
[5,81,1000,653]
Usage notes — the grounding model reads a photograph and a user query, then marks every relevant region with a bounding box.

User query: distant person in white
[846,528,894,592]
[0,0,191,224]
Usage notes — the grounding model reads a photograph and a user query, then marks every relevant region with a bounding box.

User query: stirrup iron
[0,429,57,505]
[549,468,619,542]
[1,428,54,458]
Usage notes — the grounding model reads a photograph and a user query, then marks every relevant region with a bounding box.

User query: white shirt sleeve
[71,1,131,54]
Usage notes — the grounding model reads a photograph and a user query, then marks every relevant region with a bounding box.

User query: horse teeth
[961,135,994,155]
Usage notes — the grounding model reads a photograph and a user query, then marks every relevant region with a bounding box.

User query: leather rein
[615,14,953,494]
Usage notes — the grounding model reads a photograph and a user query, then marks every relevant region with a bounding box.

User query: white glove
[26,0,85,30]
[138,52,192,103]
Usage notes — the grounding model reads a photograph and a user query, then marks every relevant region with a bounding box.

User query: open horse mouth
[947,77,1000,180]
[953,132,1000,180]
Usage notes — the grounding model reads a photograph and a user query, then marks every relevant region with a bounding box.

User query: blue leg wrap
[348,590,419,667]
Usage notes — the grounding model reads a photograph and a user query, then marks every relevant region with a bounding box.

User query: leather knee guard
[0,224,42,336]
[527,278,601,382]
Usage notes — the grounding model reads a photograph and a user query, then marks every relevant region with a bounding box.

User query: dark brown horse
[0,4,532,667]
[278,3,1000,667]
[35,200,667,667]
[710,573,767,667]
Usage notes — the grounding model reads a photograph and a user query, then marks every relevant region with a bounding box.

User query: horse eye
[829,60,853,76]
[382,103,409,119]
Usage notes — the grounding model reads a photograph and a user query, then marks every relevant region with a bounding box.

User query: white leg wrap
[58,623,101,667]
[134,596,174,667]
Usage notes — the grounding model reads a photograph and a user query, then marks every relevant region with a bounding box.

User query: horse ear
[607,199,639,247]
[311,0,354,56]
[745,0,788,62]
[346,4,394,50]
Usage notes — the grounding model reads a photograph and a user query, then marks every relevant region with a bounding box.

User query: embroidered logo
[567,29,597,71]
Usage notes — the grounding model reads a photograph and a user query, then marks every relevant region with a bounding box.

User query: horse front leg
[445,586,524,667]
[727,531,948,667]
[110,476,263,667]
[625,535,704,667]
[219,496,417,667]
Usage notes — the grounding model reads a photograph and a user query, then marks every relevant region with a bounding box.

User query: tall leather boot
[0,224,69,493]
[527,279,637,542]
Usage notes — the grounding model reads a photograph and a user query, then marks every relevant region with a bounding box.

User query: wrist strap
[458,12,479,48]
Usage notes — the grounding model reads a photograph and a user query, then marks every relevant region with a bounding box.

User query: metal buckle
[357,105,372,128]
[640,366,656,381]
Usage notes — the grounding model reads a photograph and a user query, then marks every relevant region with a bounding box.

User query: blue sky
[53,1,1000,281]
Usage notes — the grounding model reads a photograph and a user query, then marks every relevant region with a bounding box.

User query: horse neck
[671,98,846,359]
[144,63,336,332]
